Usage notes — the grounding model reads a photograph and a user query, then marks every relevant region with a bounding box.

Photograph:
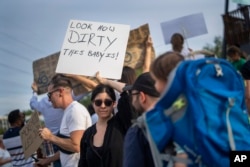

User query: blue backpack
[143,58,250,167]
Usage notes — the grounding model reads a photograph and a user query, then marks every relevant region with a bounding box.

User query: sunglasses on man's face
[94,99,113,107]
[47,89,60,100]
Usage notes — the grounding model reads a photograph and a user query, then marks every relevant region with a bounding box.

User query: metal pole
[222,0,229,58]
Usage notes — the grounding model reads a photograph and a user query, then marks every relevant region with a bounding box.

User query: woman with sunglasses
[78,84,133,167]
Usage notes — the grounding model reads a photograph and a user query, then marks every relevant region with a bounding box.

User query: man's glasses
[94,99,113,107]
[47,89,60,100]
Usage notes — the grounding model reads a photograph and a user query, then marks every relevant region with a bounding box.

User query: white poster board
[161,13,208,44]
[56,20,130,79]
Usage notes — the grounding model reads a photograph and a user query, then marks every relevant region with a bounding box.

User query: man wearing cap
[123,72,161,167]
[123,72,185,167]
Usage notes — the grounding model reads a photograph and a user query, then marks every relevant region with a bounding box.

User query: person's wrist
[107,79,111,85]
[102,78,108,85]
[50,134,57,143]
[44,157,52,165]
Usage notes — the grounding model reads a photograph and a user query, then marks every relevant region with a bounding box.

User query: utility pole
[222,0,229,58]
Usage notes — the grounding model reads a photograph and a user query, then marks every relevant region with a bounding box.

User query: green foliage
[79,93,92,108]
[135,68,143,77]
[203,36,223,58]
[0,127,7,135]
[22,109,33,116]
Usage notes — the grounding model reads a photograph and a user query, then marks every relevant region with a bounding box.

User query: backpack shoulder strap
[133,114,192,167]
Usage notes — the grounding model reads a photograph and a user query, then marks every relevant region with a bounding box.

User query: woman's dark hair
[119,66,136,85]
[91,84,116,102]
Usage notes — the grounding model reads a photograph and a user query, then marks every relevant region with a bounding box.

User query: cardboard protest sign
[124,24,156,69]
[56,20,130,80]
[20,112,43,160]
[33,52,96,95]
[161,13,208,44]
[33,52,59,94]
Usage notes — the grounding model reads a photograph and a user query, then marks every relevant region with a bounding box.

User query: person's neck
[97,120,107,126]
[145,99,158,112]
[97,115,113,125]
[10,123,20,128]
[62,98,74,110]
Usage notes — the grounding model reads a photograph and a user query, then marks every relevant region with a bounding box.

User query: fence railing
[223,5,250,45]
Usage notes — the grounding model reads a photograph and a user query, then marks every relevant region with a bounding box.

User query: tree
[79,93,92,108]
[0,127,7,135]
[203,36,223,58]
[23,109,33,116]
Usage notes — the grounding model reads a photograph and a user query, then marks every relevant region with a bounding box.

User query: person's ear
[112,101,117,108]
[139,92,146,103]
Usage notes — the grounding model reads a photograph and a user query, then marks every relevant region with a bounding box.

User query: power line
[0,47,33,62]
[0,78,28,89]
[0,31,47,55]
[0,62,32,75]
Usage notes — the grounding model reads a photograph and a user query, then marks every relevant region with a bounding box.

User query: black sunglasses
[94,99,113,107]
[47,89,60,100]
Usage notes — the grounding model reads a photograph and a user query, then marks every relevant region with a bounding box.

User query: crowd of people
[1,33,250,167]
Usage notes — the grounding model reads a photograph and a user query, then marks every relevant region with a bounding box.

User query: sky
[0,0,238,116]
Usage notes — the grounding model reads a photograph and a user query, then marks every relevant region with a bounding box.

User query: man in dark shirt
[3,109,34,167]
[123,72,160,167]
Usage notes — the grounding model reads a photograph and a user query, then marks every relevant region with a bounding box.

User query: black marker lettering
[68,30,79,43]
[105,37,117,51]
[96,35,105,46]
[88,33,96,46]
[79,33,88,43]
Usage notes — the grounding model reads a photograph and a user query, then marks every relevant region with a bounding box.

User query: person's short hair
[49,74,73,89]
[171,33,184,43]
[150,51,184,82]
[8,109,21,125]
[170,33,184,52]
[124,72,160,97]
[227,45,241,57]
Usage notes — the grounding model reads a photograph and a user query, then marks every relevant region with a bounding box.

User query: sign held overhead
[161,13,208,44]
[56,20,130,80]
